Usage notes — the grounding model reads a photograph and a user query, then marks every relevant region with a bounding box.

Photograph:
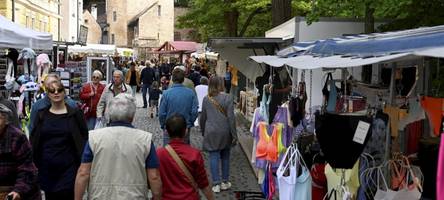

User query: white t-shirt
[195,84,208,112]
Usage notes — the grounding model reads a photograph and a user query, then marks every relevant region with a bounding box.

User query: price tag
[353,121,370,144]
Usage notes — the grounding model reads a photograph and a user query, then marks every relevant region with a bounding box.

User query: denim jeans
[209,148,231,185]
[163,128,191,146]
[130,85,137,97]
[141,84,151,107]
[86,117,96,130]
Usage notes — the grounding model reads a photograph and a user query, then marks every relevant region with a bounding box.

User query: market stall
[244,25,444,200]
[153,41,198,64]
[0,15,54,136]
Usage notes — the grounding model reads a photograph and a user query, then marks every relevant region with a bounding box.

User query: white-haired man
[74,93,162,200]
[96,70,132,124]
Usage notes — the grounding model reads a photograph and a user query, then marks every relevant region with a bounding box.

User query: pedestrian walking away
[140,62,156,108]
[159,67,198,146]
[149,81,162,118]
[157,114,215,200]
[199,76,237,193]
[75,94,162,200]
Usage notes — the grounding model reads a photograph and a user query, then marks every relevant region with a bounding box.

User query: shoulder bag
[165,145,199,192]
[208,96,227,117]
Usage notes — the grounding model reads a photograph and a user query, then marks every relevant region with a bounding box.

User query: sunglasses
[48,88,65,94]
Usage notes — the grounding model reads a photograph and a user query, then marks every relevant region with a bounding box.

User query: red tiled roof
[156,41,198,52]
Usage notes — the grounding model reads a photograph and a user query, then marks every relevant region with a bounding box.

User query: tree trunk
[364,2,375,33]
[272,0,292,27]
[224,0,239,37]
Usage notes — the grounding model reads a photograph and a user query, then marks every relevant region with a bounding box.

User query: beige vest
[87,126,152,200]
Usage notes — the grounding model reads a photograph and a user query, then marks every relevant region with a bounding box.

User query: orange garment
[384,106,408,137]
[230,65,238,86]
[256,122,284,162]
[420,96,444,136]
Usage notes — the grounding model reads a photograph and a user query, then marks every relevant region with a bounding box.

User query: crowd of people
[0,58,238,200]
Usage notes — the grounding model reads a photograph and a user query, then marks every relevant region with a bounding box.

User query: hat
[174,65,186,72]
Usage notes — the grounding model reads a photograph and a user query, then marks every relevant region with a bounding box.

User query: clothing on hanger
[384,105,408,137]
[420,96,444,136]
[315,112,373,169]
[277,145,312,200]
[325,161,360,200]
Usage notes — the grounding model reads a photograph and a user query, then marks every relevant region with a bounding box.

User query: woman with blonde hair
[31,80,88,199]
[80,70,105,130]
[199,76,237,193]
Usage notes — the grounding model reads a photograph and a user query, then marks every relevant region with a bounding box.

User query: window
[157,5,161,16]
[113,11,117,22]
[25,16,30,28]
[84,19,88,24]
[43,22,47,32]
[111,34,115,44]
[31,18,35,29]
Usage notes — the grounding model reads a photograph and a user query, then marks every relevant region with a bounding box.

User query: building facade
[82,9,101,44]
[0,0,62,41]
[84,0,174,57]
[60,0,83,43]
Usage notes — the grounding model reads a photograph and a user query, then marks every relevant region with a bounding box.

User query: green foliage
[306,0,444,32]
[177,0,312,42]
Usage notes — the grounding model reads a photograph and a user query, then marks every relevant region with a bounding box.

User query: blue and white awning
[251,25,444,69]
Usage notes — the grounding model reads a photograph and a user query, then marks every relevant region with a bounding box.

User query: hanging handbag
[208,96,227,117]
[165,145,199,193]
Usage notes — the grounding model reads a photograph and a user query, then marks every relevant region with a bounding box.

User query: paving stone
[132,93,262,199]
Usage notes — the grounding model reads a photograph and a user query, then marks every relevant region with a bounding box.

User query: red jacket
[156,139,209,200]
[79,82,105,118]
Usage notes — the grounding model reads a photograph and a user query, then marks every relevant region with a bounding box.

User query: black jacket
[141,67,155,85]
[30,104,88,159]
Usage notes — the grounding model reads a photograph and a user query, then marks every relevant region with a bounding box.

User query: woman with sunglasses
[80,70,105,130]
[30,80,88,200]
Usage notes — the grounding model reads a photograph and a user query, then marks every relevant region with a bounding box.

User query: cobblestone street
[132,94,261,199]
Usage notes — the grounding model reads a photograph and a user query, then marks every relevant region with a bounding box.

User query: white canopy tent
[68,44,117,55]
[0,15,53,50]
[250,46,444,70]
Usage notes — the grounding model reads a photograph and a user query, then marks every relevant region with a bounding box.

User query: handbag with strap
[208,96,227,117]
[165,145,199,193]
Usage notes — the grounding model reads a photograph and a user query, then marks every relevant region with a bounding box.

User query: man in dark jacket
[140,65,155,108]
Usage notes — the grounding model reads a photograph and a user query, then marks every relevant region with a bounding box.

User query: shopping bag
[94,118,105,129]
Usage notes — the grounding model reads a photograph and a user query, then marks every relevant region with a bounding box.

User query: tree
[307,0,444,33]
[177,0,311,42]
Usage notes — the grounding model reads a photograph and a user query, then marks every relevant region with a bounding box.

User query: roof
[249,25,444,69]
[128,2,158,26]
[0,15,53,50]
[155,41,198,53]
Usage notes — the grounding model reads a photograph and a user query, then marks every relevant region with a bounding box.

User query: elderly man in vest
[74,94,162,200]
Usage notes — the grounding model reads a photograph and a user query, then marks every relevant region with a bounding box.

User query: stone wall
[83,10,102,44]
[106,0,127,46]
